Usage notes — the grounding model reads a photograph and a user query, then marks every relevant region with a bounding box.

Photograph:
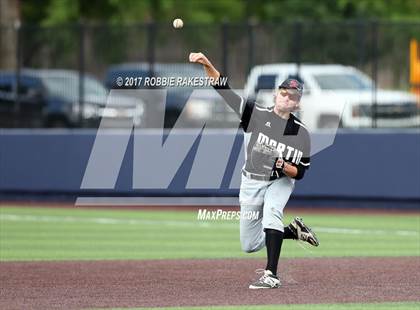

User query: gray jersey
[213,80,310,180]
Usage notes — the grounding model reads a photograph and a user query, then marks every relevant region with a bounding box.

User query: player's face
[274,88,301,112]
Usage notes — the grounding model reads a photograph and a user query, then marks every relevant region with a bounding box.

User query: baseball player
[189,52,319,289]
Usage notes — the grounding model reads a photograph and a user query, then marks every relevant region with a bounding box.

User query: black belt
[242,169,272,181]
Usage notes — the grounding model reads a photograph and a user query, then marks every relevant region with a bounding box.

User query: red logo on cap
[289,80,298,88]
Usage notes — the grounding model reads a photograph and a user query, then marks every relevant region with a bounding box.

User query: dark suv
[0,69,145,128]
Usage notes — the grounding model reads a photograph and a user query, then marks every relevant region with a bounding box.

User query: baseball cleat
[288,217,320,247]
[249,270,281,289]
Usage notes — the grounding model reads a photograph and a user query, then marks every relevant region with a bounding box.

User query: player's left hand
[275,158,285,170]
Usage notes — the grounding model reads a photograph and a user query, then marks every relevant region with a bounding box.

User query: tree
[20,0,419,26]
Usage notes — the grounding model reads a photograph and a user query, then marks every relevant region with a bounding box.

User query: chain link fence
[0,21,419,129]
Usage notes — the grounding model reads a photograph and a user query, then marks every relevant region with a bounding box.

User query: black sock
[283,226,296,239]
[264,229,284,276]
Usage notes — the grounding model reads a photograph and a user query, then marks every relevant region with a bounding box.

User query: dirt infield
[1,257,419,310]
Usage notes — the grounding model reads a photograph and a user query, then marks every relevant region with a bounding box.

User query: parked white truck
[244,64,419,130]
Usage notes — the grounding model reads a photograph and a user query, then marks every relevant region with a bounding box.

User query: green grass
[0,206,419,261]
[105,302,420,310]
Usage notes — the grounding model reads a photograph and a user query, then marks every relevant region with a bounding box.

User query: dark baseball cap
[278,78,303,96]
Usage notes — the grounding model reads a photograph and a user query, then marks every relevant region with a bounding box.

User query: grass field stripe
[1,213,418,237]
[313,226,419,237]
[0,213,210,228]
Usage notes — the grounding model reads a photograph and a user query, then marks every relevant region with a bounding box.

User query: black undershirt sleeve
[294,164,307,180]
[213,75,255,131]
[212,76,242,115]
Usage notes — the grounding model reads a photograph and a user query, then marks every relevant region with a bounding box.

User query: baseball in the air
[173,18,184,29]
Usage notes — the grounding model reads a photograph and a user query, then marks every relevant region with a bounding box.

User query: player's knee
[240,238,262,253]
[241,243,258,253]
